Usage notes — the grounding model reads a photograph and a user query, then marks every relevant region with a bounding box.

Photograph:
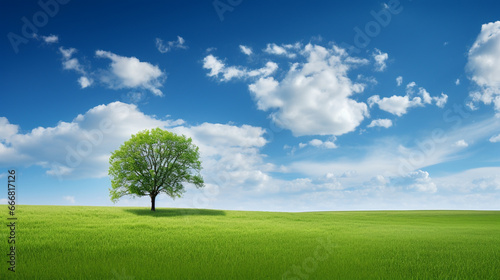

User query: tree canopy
[109,128,204,211]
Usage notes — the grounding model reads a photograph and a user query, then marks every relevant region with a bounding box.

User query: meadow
[1,206,499,279]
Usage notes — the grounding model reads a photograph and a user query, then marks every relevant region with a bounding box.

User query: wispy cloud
[239,45,253,55]
[368,119,393,128]
[396,76,403,86]
[156,36,187,53]
[203,54,277,81]
[59,46,93,88]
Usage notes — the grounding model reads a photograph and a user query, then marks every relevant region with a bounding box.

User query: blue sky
[1,0,500,211]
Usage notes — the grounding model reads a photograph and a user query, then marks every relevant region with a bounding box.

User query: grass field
[1,206,499,279]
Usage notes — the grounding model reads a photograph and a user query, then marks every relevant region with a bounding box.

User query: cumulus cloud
[367,95,420,116]
[372,49,388,71]
[489,134,500,143]
[0,102,172,178]
[202,54,278,81]
[368,83,447,116]
[467,21,500,113]
[42,34,59,44]
[172,123,272,190]
[203,43,448,137]
[455,79,460,85]
[156,36,187,53]
[0,117,19,143]
[433,93,448,108]
[248,44,369,136]
[78,76,92,89]
[239,45,253,55]
[454,139,469,147]
[0,102,272,193]
[396,76,403,86]
[367,119,392,128]
[96,50,165,96]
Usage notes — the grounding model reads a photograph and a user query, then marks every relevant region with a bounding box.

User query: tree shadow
[124,208,226,217]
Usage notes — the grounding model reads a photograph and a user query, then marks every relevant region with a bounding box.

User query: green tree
[109,128,204,211]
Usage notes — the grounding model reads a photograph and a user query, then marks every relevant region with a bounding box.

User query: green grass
[1,206,499,279]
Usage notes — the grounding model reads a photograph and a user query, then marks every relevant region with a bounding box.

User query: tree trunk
[150,194,156,211]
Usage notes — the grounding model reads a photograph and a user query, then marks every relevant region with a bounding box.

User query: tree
[109,128,204,211]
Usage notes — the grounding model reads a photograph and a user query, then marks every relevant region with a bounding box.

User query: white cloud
[454,139,469,147]
[455,79,460,85]
[433,93,448,108]
[203,55,225,77]
[0,102,176,178]
[175,123,267,148]
[60,47,76,59]
[372,48,388,72]
[42,34,58,44]
[489,134,500,143]
[467,21,500,113]
[299,138,337,149]
[367,119,392,128]
[156,36,187,53]
[0,198,7,204]
[418,88,447,107]
[368,83,447,116]
[435,167,500,193]
[405,81,416,94]
[239,45,253,56]
[0,102,272,194]
[263,43,299,58]
[368,95,420,116]
[248,44,369,136]
[172,123,273,190]
[63,196,76,204]
[0,117,19,143]
[59,47,84,73]
[396,76,403,86]
[78,76,92,89]
[59,46,93,88]
[287,116,500,194]
[202,54,278,82]
[401,170,437,193]
[96,50,165,96]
